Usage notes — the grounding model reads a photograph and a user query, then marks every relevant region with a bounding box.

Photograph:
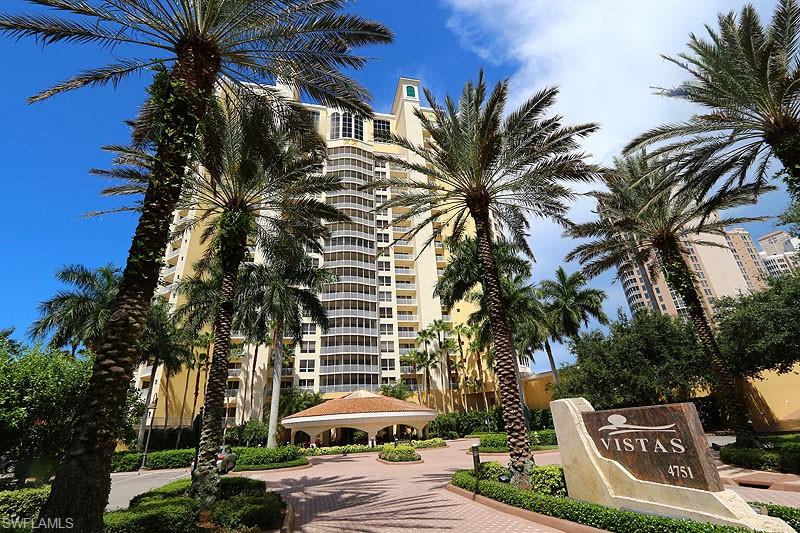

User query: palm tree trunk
[162,373,171,429]
[190,231,247,504]
[660,248,758,447]
[267,323,285,448]
[181,364,202,450]
[543,339,560,384]
[470,209,531,477]
[413,363,422,404]
[41,56,219,531]
[248,344,259,420]
[174,368,192,448]
[137,361,160,451]
[474,351,490,410]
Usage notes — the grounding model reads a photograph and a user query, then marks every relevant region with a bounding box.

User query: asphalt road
[107,469,188,511]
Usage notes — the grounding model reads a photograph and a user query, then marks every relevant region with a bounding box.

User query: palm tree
[412,347,439,412]
[233,280,275,420]
[403,350,424,405]
[175,331,213,449]
[453,323,472,410]
[239,254,335,450]
[430,320,452,413]
[415,328,439,411]
[183,96,343,502]
[135,299,192,449]
[1,2,391,525]
[625,0,800,200]
[376,71,599,476]
[538,267,608,383]
[566,153,773,446]
[28,264,120,354]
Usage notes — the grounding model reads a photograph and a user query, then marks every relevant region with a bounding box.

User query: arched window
[405,85,416,98]
[342,112,353,138]
[330,112,340,139]
[354,115,364,141]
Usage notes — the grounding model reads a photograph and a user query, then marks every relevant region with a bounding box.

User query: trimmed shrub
[451,470,750,532]
[129,477,265,508]
[378,444,421,462]
[134,427,196,452]
[210,493,284,531]
[352,430,368,444]
[478,433,508,450]
[111,451,143,473]
[0,486,50,520]
[720,445,800,474]
[144,449,195,470]
[232,445,302,466]
[234,457,309,471]
[478,461,509,481]
[429,408,505,438]
[529,465,567,497]
[217,477,266,500]
[477,431,558,451]
[410,438,446,449]
[103,496,200,533]
[762,503,800,531]
[532,429,558,446]
[302,444,376,456]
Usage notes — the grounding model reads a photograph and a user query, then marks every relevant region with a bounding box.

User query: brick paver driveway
[246,439,562,532]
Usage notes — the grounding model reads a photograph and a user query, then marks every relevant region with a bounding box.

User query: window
[373,119,391,143]
[301,341,316,353]
[329,112,340,139]
[379,291,392,302]
[299,379,314,388]
[225,406,237,418]
[381,359,396,371]
[342,112,353,138]
[226,380,240,390]
[354,115,364,140]
[378,233,390,243]
[380,341,394,353]
[309,110,320,132]
[302,323,316,335]
[378,261,390,271]
[405,85,416,98]
[299,359,315,372]
[379,307,393,318]
[379,276,391,286]
[380,324,394,335]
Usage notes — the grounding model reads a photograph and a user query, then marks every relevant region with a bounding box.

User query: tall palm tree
[29,264,120,354]
[538,267,608,383]
[430,320,452,413]
[415,328,439,411]
[625,0,800,199]
[412,347,439,412]
[566,153,773,446]
[175,331,213,449]
[453,323,472,410]
[377,71,599,477]
[1,2,391,525]
[233,282,275,419]
[238,253,335,449]
[183,96,343,502]
[403,350,424,405]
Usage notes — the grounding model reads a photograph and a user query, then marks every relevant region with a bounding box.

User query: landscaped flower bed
[111,444,311,472]
[377,444,422,463]
[719,434,800,475]
[450,465,800,532]
[302,437,446,456]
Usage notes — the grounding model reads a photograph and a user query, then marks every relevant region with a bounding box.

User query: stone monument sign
[581,403,722,491]
[551,398,793,532]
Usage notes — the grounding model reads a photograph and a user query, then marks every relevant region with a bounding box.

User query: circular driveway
[245,439,563,533]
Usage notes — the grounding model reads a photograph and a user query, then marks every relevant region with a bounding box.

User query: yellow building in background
[133,77,526,429]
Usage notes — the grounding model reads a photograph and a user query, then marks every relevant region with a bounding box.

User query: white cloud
[441,0,775,372]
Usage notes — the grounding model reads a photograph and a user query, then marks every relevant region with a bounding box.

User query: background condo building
[619,225,799,432]
[134,78,522,427]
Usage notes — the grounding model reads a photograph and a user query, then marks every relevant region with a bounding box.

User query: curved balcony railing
[322,260,376,271]
[320,345,378,355]
[319,364,380,374]
[319,384,380,393]
[321,291,377,302]
[331,229,375,241]
[326,309,377,319]
[325,245,376,255]
[325,327,379,336]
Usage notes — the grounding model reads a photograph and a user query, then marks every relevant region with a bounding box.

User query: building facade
[135,78,512,427]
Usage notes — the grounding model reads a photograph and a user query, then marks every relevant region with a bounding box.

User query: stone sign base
[551,398,793,532]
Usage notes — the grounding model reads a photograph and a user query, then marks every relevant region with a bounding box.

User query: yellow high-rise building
[133,77,522,428]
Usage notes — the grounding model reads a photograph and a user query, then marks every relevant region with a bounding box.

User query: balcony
[323,260,376,271]
[441,314,452,322]
[396,283,416,290]
[281,367,294,376]
[400,365,417,374]
[327,309,376,319]
[394,253,413,261]
[227,368,241,378]
[396,299,417,306]
[326,327,379,336]
[397,314,418,322]
[404,384,421,391]
[225,389,238,399]
[394,268,414,275]
[398,330,417,338]
[394,240,413,247]
[319,384,380,393]
[321,291,376,301]
[319,364,380,374]
[325,244,376,254]
[166,247,180,261]
[321,345,379,355]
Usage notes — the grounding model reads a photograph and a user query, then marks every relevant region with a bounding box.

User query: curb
[446,483,608,532]
[721,476,800,493]
[465,448,559,456]
[233,462,312,474]
[281,502,295,533]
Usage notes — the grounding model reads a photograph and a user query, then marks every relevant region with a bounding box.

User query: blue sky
[0,0,790,372]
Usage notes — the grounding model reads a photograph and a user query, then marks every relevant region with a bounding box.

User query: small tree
[553,311,712,410]
[379,381,413,401]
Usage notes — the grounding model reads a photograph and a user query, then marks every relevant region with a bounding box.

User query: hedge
[103,497,200,533]
[409,438,446,449]
[451,470,749,532]
[301,438,444,456]
[232,445,302,465]
[129,477,265,508]
[210,493,284,531]
[720,445,800,475]
[378,444,421,462]
[477,462,566,497]
[234,457,309,471]
[477,430,558,451]
[428,408,555,439]
[763,503,800,531]
[0,486,50,520]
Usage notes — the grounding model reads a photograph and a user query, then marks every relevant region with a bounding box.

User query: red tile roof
[284,390,435,419]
